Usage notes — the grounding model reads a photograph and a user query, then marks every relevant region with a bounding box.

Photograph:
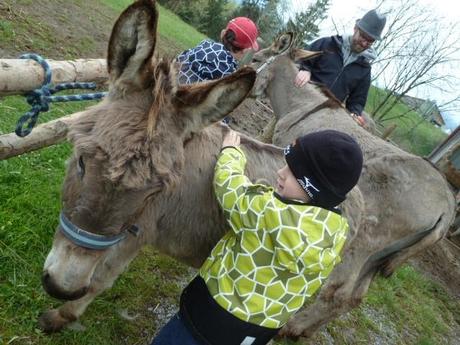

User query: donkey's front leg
[39,238,144,333]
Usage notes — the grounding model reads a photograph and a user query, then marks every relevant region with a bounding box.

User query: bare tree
[369,0,460,123]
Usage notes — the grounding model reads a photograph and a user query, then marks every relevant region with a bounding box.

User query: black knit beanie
[284,130,363,209]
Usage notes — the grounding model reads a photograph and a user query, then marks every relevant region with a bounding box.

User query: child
[152,129,363,345]
[176,17,259,85]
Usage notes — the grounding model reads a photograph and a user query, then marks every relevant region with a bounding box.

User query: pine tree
[201,0,229,40]
[231,0,267,23]
[285,0,331,46]
[257,0,284,44]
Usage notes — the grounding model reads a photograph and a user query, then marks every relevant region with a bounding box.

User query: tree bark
[0,111,85,160]
[0,59,107,96]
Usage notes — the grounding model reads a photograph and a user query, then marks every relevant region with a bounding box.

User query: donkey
[40,0,359,335]
[249,33,456,337]
[39,0,454,340]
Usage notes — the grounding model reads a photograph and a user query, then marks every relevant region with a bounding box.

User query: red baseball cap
[226,17,259,51]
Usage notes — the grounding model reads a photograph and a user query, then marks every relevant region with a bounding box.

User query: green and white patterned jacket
[199,147,350,329]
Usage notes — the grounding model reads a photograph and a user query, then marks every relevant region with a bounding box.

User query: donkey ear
[292,48,322,62]
[174,67,256,133]
[272,32,294,54]
[107,0,158,87]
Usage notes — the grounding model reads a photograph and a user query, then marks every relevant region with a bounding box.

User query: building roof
[399,95,445,126]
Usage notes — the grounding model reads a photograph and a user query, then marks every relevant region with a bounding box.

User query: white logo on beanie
[297,177,320,198]
[283,145,291,155]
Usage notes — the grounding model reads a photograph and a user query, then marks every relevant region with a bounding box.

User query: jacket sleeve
[213,147,270,234]
[298,38,324,72]
[345,70,371,115]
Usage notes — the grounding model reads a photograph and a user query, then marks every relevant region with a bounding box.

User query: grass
[363,266,458,344]
[100,0,206,55]
[1,0,204,60]
[1,1,459,344]
[0,4,95,59]
[366,86,448,156]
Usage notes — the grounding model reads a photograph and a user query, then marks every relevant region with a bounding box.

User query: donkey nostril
[42,272,51,284]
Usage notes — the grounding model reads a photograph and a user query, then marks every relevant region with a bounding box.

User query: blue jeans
[151,313,201,345]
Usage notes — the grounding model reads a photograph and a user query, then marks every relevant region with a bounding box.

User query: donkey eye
[77,156,85,178]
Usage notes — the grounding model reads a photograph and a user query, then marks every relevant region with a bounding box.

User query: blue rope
[15,54,108,137]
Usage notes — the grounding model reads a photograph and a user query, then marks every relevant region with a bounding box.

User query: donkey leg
[279,292,351,339]
[39,239,144,333]
[39,289,101,333]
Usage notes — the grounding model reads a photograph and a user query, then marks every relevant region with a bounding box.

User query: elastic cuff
[220,146,241,154]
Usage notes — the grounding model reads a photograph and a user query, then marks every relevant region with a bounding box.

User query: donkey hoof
[38,309,73,333]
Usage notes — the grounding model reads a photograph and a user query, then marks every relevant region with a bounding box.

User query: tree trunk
[0,59,107,96]
[0,111,85,160]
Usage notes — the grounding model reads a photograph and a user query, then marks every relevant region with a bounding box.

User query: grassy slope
[366,86,447,156]
[101,0,206,56]
[0,1,458,345]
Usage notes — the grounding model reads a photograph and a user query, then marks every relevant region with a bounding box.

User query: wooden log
[0,59,107,96]
[0,111,85,160]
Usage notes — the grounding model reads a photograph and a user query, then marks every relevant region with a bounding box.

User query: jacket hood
[333,35,377,63]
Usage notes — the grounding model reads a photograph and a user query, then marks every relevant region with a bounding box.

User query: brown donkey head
[251,32,320,98]
[42,0,255,301]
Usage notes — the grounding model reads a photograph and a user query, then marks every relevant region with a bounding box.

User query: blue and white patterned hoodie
[176,40,239,84]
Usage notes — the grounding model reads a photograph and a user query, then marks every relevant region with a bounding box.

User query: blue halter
[59,212,139,250]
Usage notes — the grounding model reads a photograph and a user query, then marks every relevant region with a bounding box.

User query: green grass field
[0,1,458,344]
[366,87,447,156]
[101,0,206,55]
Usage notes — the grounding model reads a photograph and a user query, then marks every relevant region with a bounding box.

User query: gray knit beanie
[357,9,387,40]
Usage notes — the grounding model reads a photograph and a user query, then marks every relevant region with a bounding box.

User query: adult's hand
[352,113,366,127]
[294,70,311,87]
[222,129,241,148]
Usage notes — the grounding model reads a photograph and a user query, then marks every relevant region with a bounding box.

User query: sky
[286,0,460,132]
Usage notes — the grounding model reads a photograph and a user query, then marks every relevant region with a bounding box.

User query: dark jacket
[299,35,372,115]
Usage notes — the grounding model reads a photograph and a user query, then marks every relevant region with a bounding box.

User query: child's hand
[222,130,241,148]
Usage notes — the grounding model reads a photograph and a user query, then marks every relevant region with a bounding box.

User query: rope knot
[26,87,51,112]
[15,53,107,137]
